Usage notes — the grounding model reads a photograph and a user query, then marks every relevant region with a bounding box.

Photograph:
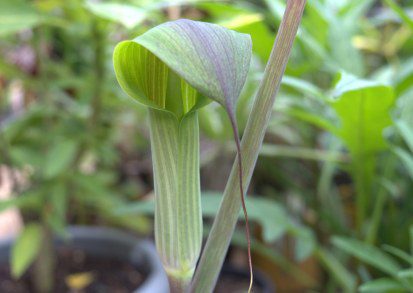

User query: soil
[0,247,146,293]
[215,276,265,293]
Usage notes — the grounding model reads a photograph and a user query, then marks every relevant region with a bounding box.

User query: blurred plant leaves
[383,0,413,30]
[332,236,401,276]
[359,278,405,292]
[382,244,413,265]
[393,147,413,180]
[11,223,42,278]
[316,248,356,292]
[43,139,78,179]
[117,192,315,260]
[0,0,64,36]
[0,0,44,36]
[85,2,148,29]
[45,183,68,236]
[0,190,40,214]
[395,120,413,152]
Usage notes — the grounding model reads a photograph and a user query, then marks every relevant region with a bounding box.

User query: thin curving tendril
[229,114,253,293]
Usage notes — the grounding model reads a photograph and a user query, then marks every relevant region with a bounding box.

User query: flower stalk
[190,1,307,291]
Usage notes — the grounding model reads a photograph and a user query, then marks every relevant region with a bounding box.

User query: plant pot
[0,226,169,293]
[215,265,275,293]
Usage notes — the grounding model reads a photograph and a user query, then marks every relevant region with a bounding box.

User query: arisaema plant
[113,0,306,291]
[113,19,252,291]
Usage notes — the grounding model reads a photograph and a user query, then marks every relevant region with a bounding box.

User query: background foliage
[1,0,413,291]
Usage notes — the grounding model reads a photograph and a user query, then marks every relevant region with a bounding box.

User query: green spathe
[113,19,252,291]
[113,19,252,120]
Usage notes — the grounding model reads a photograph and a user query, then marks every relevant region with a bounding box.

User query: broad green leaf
[85,2,147,29]
[359,278,406,292]
[12,224,43,278]
[43,139,78,178]
[331,71,394,160]
[331,73,395,227]
[0,0,44,36]
[332,236,401,276]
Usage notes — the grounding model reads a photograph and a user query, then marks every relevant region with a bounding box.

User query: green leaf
[395,120,413,153]
[117,192,314,249]
[393,147,413,180]
[359,278,406,292]
[397,269,413,280]
[11,224,43,278]
[382,244,413,265]
[45,183,68,236]
[332,236,401,276]
[293,227,316,261]
[0,0,44,36]
[0,191,39,213]
[43,139,78,178]
[85,2,147,29]
[331,73,395,155]
[202,192,289,243]
[316,248,356,292]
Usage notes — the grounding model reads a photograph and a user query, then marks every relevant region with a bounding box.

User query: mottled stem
[190,1,307,291]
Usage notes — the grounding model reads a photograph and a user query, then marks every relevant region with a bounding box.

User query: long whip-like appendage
[229,115,253,293]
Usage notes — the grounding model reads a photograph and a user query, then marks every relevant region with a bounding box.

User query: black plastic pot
[0,226,169,293]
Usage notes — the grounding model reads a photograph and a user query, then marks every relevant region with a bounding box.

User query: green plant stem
[190,1,307,291]
[365,151,398,244]
[353,154,374,235]
[148,109,202,292]
[32,225,54,293]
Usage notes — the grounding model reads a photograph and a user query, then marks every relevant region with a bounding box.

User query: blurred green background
[1,0,413,291]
